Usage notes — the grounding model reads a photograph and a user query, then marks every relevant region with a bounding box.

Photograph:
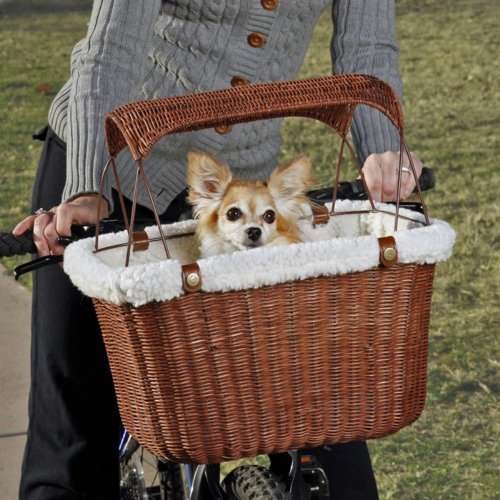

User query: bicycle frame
[118,428,331,499]
[119,429,204,498]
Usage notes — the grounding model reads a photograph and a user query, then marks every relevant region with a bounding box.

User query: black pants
[19,126,378,499]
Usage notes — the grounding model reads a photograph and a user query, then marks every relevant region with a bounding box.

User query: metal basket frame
[94,74,429,266]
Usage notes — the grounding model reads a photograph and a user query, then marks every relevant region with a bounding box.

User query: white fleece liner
[63,200,455,307]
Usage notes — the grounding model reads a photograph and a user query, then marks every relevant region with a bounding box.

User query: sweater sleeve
[331,0,402,164]
[62,0,160,209]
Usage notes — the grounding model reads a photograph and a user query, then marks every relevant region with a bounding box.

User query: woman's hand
[12,194,109,257]
[361,151,423,202]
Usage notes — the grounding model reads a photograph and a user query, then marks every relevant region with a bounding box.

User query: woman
[14,1,422,498]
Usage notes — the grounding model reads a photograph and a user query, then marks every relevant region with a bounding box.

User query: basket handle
[98,74,429,266]
[104,74,404,161]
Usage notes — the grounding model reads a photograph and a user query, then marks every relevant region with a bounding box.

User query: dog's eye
[226,207,242,221]
[263,210,275,224]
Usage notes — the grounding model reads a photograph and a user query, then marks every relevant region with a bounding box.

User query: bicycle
[0,170,434,499]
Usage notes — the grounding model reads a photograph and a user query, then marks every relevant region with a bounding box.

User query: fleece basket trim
[63,200,455,307]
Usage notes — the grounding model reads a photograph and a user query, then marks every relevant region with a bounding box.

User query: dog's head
[187,150,312,254]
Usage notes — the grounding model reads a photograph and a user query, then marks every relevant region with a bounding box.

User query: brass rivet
[186,272,200,288]
[383,247,397,261]
[247,32,266,48]
[214,124,231,134]
[261,0,278,10]
[231,75,250,87]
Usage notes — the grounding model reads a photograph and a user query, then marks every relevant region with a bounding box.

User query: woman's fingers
[401,171,415,198]
[48,203,99,255]
[55,204,74,237]
[12,211,63,256]
[43,215,65,256]
[362,151,423,201]
[32,213,53,256]
[12,214,36,236]
[402,153,423,198]
[11,194,108,258]
[55,202,99,236]
[380,152,399,201]
[362,154,383,201]
[390,151,423,199]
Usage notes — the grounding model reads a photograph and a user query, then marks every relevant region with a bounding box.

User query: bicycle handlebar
[0,231,38,258]
[0,167,435,267]
[307,165,434,204]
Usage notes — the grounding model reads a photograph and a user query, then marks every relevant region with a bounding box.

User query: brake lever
[11,218,145,279]
[12,221,120,279]
[13,255,64,280]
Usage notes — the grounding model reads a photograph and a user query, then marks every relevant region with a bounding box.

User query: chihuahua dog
[187,150,312,257]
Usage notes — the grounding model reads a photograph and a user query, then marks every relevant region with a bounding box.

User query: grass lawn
[0,0,498,498]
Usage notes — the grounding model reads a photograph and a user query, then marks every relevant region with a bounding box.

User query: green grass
[0,1,498,498]
[0,1,92,284]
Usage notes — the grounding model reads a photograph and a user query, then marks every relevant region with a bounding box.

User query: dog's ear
[268,154,312,217]
[186,150,232,216]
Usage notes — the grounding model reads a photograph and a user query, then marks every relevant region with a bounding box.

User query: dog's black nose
[246,227,262,242]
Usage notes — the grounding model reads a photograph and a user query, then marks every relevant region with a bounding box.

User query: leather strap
[132,231,149,252]
[312,204,330,226]
[182,263,202,293]
[378,236,398,267]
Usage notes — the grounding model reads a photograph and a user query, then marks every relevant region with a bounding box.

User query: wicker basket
[63,74,455,464]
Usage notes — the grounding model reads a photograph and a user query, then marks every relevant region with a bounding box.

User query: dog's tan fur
[187,150,312,257]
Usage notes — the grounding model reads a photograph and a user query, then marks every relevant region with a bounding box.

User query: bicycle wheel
[222,465,287,499]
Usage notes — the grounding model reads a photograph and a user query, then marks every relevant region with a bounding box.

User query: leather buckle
[378,236,398,267]
[182,263,202,293]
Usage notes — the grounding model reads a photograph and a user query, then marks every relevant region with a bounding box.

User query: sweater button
[215,124,232,134]
[247,32,266,48]
[261,0,278,10]
[231,76,250,87]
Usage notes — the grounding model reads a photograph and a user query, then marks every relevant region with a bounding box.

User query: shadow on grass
[0,0,91,17]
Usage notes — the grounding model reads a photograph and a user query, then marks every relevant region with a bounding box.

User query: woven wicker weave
[94,264,434,464]
[104,73,403,160]
[91,74,435,464]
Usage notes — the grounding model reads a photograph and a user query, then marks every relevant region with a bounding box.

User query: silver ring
[401,166,412,174]
[32,208,52,216]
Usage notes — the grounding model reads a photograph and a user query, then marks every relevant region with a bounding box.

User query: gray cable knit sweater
[48,0,402,213]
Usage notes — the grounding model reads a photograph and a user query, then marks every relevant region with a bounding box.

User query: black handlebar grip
[418,166,435,191]
[0,223,93,259]
[0,231,37,257]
